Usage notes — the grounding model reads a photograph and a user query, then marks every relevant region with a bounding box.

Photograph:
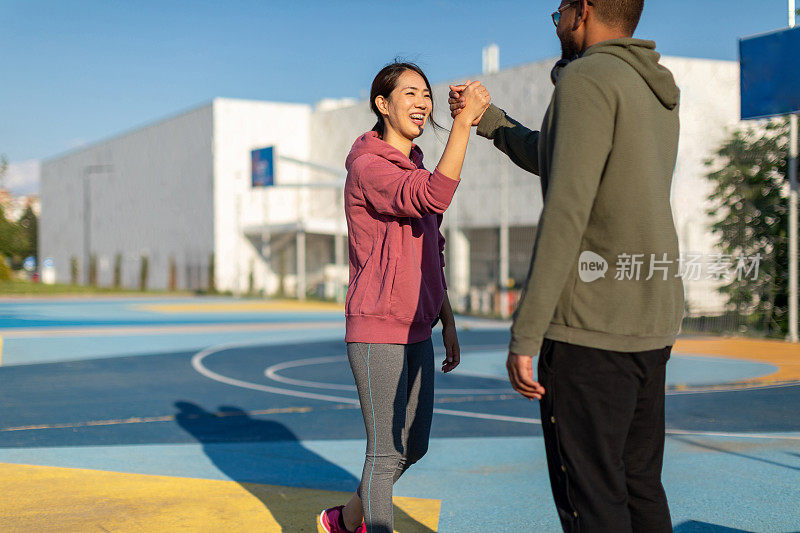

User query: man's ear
[573,0,589,30]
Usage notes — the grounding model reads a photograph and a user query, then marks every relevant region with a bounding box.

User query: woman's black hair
[369,60,444,138]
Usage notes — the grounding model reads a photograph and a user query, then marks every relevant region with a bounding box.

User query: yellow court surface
[0,462,440,532]
[673,337,800,385]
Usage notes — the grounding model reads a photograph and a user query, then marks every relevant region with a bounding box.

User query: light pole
[499,157,510,319]
[788,0,799,342]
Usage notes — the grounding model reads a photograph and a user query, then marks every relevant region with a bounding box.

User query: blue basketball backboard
[251,146,275,187]
[740,26,800,120]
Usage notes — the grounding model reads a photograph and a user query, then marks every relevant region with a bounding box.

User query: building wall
[40,104,215,289]
[212,98,313,294]
[661,57,741,313]
[39,55,742,312]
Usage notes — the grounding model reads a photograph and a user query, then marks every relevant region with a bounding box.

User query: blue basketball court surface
[0,296,798,532]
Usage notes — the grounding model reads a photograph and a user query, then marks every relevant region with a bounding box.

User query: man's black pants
[537,338,673,533]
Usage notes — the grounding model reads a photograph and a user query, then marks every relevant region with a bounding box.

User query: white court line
[665,429,800,441]
[192,342,361,405]
[265,356,356,391]
[432,408,540,424]
[192,342,538,424]
[191,341,800,440]
[443,346,800,395]
[410,344,799,394]
[264,355,513,395]
[665,380,800,395]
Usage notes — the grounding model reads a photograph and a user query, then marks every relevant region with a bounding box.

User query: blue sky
[0,0,793,165]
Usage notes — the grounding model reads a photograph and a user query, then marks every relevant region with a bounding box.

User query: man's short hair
[592,0,645,36]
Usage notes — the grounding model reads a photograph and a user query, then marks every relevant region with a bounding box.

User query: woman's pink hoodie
[344,131,459,344]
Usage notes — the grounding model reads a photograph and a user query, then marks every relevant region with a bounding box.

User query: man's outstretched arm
[449,60,571,178]
[477,105,541,176]
[449,87,541,176]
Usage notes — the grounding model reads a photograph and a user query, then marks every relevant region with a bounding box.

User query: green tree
[0,157,36,271]
[0,258,10,281]
[705,119,790,337]
[17,205,38,261]
[70,256,79,285]
[113,253,122,288]
[0,205,27,262]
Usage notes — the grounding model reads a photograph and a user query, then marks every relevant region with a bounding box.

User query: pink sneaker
[318,505,366,533]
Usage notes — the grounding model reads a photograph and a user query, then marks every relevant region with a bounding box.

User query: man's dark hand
[448,82,488,125]
[506,352,546,400]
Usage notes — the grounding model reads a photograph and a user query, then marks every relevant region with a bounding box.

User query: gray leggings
[347,338,435,533]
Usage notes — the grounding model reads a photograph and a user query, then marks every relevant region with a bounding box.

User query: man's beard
[560,35,580,60]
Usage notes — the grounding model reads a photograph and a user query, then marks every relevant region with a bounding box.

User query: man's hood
[345,131,423,172]
[583,38,679,110]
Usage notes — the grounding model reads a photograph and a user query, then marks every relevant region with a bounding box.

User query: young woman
[318,62,489,533]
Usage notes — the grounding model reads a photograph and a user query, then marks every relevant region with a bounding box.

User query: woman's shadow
[174,401,435,532]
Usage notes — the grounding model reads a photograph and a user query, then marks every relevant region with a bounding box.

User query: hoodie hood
[583,38,679,110]
[345,131,424,172]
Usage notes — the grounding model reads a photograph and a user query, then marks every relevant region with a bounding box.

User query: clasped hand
[448,80,491,126]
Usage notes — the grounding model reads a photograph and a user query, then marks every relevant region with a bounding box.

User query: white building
[40,55,740,315]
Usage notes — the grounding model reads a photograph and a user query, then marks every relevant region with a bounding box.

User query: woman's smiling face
[378,69,432,141]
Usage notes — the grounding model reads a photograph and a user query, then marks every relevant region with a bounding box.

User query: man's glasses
[551,1,593,27]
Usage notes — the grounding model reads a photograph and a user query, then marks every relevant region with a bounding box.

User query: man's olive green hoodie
[477,38,684,355]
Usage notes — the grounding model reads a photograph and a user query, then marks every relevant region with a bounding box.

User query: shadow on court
[668,435,800,473]
[673,520,755,532]
[174,401,434,532]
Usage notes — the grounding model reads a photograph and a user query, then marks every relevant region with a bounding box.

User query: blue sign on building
[251,146,276,187]
[740,26,800,120]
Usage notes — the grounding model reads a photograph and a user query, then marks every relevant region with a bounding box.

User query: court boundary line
[191,342,541,425]
[664,429,800,440]
[2,340,797,440]
[264,355,513,395]
[190,341,800,439]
